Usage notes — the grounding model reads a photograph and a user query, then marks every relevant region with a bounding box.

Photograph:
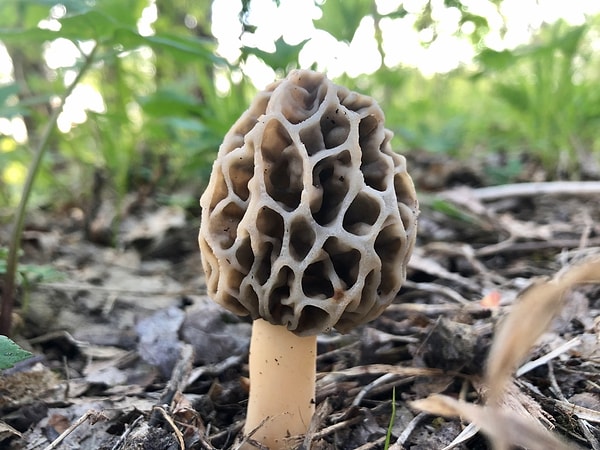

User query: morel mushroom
[199,69,418,449]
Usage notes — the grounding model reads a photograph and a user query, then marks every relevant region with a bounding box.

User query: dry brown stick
[352,373,398,407]
[386,302,487,316]
[475,237,600,257]
[207,420,244,447]
[110,414,144,450]
[353,435,387,449]
[300,398,333,449]
[421,242,507,285]
[43,410,107,450]
[402,280,472,304]
[468,181,600,201]
[150,344,194,426]
[233,417,270,450]
[547,363,600,450]
[389,412,428,450]
[308,415,363,441]
[153,406,185,450]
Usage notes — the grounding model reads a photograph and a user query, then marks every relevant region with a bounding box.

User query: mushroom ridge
[199,69,418,335]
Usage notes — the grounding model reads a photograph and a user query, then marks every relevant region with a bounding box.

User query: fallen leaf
[410,394,578,450]
[0,420,22,442]
[485,257,600,404]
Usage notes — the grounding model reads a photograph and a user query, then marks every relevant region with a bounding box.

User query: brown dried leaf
[555,399,600,423]
[485,257,600,404]
[410,394,579,450]
[0,420,22,442]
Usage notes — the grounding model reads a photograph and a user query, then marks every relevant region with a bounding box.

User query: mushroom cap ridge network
[199,69,418,336]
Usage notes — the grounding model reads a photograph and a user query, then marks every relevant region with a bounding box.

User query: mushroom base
[243,318,317,449]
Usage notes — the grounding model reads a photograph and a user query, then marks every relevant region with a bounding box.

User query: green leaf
[0,83,19,105]
[477,48,519,71]
[55,0,147,42]
[0,91,54,118]
[241,37,307,71]
[0,27,58,43]
[139,88,203,117]
[18,263,63,283]
[7,0,90,9]
[427,196,483,226]
[554,23,587,58]
[0,336,32,370]
[495,83,530,112]
[314,0,372,43]
[115,29,220,61]
[58,10,122,41]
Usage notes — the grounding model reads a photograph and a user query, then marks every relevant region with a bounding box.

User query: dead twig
[110,414,144,450]
[43,410,107,450]
[352,373,398,407]
[299,398,333,449]
[475,237,600,257]
[153,406,185,450]
[233,416,270,450]
[308,414,363,442]
[547,362,600,450]
[388,411,428,450]
[402,280,472,305]
[328,364,445,379]
[353,435,387,449]
[468,181,600,202]
[386,302,488,316]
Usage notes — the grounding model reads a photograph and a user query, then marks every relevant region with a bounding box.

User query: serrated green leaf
[241,37,307,71]
[314,0,372,43]
[0,336,32,370]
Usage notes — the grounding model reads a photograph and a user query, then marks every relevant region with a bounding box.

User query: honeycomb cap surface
[199,70,418,335]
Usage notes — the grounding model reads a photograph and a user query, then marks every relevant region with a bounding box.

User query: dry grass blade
[554,400,600,423]
[485,257,600,404]
[327,364,445,378]
[410,395,580,450]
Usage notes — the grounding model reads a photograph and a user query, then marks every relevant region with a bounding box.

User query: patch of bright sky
[212,0,600,85]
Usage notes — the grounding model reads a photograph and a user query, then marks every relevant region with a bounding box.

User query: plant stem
[243,318,316,450]
[0,44,98,336]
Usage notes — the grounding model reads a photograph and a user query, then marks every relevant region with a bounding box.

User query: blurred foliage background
[0,0,599,215]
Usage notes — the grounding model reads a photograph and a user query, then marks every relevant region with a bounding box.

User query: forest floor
[2,152,600,450]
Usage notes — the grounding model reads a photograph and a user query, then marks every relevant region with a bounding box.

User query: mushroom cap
[199,70,418,336]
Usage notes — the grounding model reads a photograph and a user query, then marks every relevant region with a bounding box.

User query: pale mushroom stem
[243,318,317,449]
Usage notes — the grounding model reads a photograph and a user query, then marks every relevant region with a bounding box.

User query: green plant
[384,386,397,450]
[0,0,242,335]
[0,35,96,334]
[0,335,32,370]
[476,20,600,172]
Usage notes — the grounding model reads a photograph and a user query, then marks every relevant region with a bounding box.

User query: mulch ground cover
[2,153,600,449]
